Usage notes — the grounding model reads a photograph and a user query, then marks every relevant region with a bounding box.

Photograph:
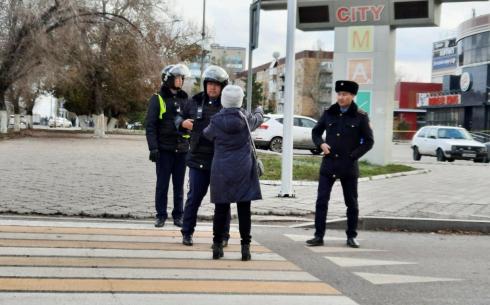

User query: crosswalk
[0,218,359,305]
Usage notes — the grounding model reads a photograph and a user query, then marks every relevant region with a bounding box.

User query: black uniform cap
[335,80,359,95]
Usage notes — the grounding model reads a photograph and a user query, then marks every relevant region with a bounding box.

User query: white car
[49,117,72,128]
[251,114,321,154]
[411,126,487,163]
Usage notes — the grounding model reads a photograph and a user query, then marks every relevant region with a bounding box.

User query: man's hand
[182,119,194,130]
[320,143,331,155]
[149,149,160,162]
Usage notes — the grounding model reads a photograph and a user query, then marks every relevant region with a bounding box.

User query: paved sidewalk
[1,134,489,222]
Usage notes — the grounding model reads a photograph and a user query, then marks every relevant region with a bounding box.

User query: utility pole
[200,0,207,87]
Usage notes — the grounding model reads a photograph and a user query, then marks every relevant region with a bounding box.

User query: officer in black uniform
[306,80,374,248]
[176,65,231,246]
[146,64,191,228]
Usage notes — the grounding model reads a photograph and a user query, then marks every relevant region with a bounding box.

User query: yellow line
[0,225,240,238]
[0,239,271,253]
[0,278,340,294]
[0,256,301,271]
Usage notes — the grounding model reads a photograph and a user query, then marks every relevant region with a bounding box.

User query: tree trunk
[26,115,33,129]
[0,91,7,133]
[94,113,106,137]
[107,117,118,131]
[14,114,21,132]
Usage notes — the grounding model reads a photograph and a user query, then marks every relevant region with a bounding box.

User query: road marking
[354,272,463,285]
[0,278,340,294]
[0,266,320,281]
[0,239,270,253]
[0,232,258,245]
[0,256,299,270]
[284,234,347,242]
[0,225,240,238]
[0,293,361,305]
[0,220,360,305]
[308,246,385,253]
[0,247,284,261]
[324,257,417,267]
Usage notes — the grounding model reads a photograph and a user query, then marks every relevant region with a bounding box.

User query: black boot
[241,244,251,261]
[212,243,224,260]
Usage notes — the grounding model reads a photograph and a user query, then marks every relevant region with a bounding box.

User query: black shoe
[222,238,229,248]
[173,218,183,227]
[241,244,251,261]
[346,237,360,248]
[212,243,224,260]
[306,236,324,246]
[154,218,165,228]
[182,235,193,246]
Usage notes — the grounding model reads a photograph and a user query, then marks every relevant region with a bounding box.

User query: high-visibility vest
[156,94,166,119]
[156,93,190,139]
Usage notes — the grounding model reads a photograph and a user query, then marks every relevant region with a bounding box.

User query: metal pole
[278,0,296,197]
[200,0,206,88]
[246,1,254,112]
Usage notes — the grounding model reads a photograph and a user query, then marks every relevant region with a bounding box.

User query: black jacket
[312,102,374,178]
[145,85,189,153]
[178,91,222,170]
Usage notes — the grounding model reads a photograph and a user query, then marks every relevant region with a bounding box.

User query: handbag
[240,111,264,177]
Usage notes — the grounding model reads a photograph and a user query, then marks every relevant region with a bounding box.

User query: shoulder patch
[357,108,368,116]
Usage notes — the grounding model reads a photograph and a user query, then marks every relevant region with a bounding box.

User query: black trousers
[181,168,230,238]
[314,174,359,239]
[155,151,186,221]
[213,202,251,245]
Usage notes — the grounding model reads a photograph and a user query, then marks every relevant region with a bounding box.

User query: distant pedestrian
[203,85,264,260]
[307,80,374,248]
[145,64,191,228]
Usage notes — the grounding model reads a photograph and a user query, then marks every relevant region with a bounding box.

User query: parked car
[48,117,72,128]
[127,121,143,130]
[7,115,27,129]
[411,126,487,163]
[251,114,322,154]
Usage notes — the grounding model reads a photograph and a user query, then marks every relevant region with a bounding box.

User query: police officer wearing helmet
[307,80,374,248]
[176,65,231,246]
[146,63,191,228]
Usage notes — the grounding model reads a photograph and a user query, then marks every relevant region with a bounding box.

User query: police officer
[146,64,191,228]
[306,80,374,248]
[176,65,231,246]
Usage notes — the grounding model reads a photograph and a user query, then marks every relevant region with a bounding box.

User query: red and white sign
[417,93,461,107]
[336,5,385,23]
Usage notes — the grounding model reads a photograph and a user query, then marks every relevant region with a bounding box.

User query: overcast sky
[170,0,490,82]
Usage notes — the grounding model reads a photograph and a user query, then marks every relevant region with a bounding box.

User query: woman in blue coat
[203,85,263,261]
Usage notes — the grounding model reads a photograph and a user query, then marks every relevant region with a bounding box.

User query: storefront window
[426,108,464,126]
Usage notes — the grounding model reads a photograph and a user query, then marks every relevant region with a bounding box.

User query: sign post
[247,0,261,112]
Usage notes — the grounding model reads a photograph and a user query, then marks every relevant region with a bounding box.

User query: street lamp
[199,0,207,82]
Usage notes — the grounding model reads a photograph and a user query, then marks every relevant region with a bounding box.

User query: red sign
[427,95,461,106]
[336,5,385,23]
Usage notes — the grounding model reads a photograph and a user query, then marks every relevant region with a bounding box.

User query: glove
[149,149,160,162]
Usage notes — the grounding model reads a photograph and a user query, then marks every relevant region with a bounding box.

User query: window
[428,128,437,139]
[293,118,301,127]
[300,118,317,128]
[417,128,428,138]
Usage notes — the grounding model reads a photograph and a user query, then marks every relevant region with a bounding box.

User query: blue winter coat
[203,107,264,204]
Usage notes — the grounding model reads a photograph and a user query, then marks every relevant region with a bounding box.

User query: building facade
[238,50,334,119]
[419,13,490,131]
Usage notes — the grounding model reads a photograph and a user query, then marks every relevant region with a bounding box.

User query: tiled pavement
[1,135,489,221]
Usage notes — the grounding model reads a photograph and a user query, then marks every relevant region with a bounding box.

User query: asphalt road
[254,225,490,305]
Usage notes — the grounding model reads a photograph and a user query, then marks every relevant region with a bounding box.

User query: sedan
[251,114,321,154]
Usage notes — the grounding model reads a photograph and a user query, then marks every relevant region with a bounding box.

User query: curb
[260,169,430,186]
[293,216,490,234]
